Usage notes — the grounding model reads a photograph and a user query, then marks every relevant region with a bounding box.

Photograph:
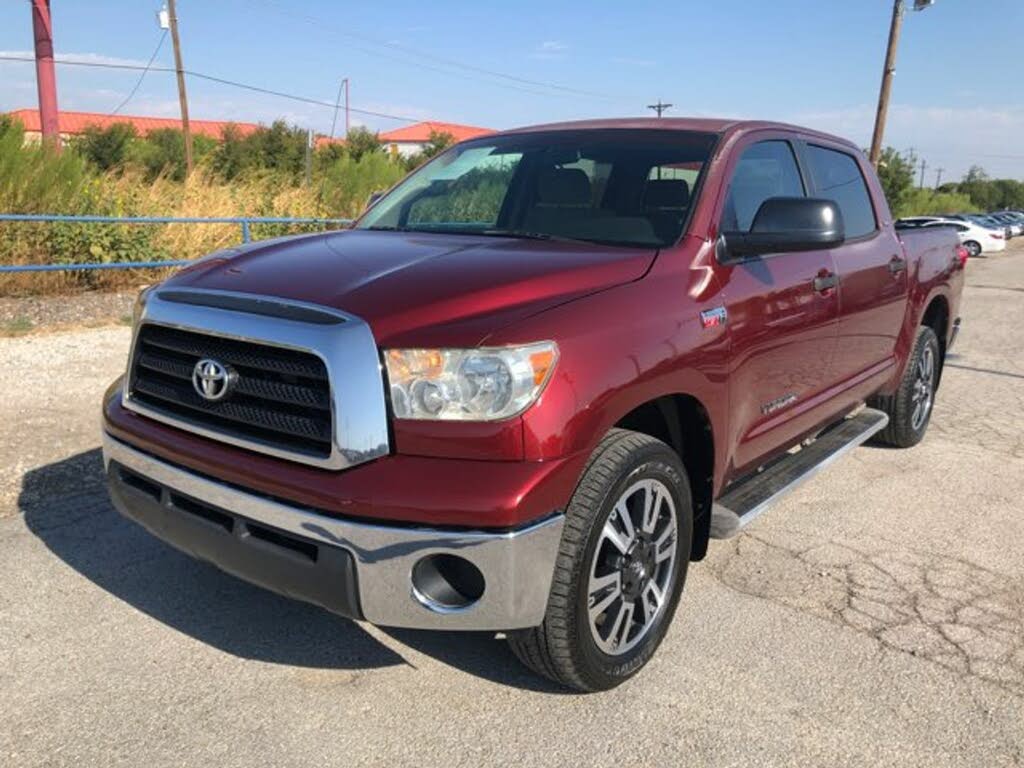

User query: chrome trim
[122,288,390,470]
[710,408,889,539]
[102,433,565,630]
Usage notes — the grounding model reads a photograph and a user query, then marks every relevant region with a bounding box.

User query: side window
[721,140,805,232]
[805,145,877,239]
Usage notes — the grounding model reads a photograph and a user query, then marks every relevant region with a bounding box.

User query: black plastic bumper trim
[107,461,364,619]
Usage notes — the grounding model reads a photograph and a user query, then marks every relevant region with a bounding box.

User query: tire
[508,428,693,692]
[869,325,940,448]
[964,240,982,257]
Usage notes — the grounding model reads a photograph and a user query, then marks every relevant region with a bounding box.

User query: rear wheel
[964,240,982,257]
[870,325,940,448]
[508,428,693,691]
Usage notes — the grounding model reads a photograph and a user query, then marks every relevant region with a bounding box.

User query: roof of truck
[492,117,860,151]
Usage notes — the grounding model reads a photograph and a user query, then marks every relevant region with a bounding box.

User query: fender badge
[700,306,728,329]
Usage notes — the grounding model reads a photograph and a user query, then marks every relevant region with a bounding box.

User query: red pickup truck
[102,118,965,691]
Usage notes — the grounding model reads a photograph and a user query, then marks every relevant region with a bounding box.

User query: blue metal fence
[0,213,352,273]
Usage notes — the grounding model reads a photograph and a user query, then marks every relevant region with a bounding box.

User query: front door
[716,138,840,475]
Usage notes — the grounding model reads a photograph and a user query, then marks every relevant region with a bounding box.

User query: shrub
[317,151,406,217]
[73,122,138,171]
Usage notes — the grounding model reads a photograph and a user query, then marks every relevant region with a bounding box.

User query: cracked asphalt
[1,242,1023,767]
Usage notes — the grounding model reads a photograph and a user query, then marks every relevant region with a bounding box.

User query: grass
[2,316,34,336]
[0,119,407,297]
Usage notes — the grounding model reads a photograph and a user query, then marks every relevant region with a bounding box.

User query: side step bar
[709,408,889,539]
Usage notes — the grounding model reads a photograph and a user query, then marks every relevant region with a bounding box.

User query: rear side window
[721,141,805,232]
[805,145,877,239]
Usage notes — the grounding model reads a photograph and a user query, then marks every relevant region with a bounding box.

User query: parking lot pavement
[1,244,1022,768]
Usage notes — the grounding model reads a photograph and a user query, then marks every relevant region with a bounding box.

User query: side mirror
[366,190,385,209]
[721,197,845,259]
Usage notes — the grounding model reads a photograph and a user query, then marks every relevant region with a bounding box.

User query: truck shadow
[19,448,403,671]
[19,449,564,691]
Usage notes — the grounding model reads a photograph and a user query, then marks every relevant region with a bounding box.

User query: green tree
[875,147,916,217]
[343,126,382,162]
[959,165,998,210]
[127,128,216,181]
[74,122,138,171]
[404,130,456,170]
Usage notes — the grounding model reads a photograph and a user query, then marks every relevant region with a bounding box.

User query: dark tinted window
[721,141,805,232]
[806,145,877,238]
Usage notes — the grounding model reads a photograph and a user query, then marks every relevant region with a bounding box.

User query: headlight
[384,342,558,421]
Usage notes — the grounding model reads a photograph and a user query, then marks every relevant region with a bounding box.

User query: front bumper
[103,433,564,630]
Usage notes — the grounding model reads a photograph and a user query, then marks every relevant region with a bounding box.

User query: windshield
[357,129,718,248]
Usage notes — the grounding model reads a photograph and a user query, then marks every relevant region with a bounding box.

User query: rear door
[802,143,908,384]
[716,137,840,473]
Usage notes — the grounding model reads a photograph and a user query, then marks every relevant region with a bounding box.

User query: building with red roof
[379,121,493,157]
[5,108,261,143]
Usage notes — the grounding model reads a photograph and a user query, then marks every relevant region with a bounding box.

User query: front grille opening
[118,467,162,502]
[128,324,333,459]
[244,522,319,563]
[170,492,234,533]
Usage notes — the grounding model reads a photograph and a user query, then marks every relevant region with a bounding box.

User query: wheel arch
[920,293,950,385]
[614,393,715,562]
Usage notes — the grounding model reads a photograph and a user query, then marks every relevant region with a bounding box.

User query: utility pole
[343,78,350,138]
[166,0,193,176]
[30,0,60,149]
[918,157,927,188]
[304,128,313,186]
[869,0,937,168]
[934,167,944,188]
[647,100,672,118]
[869,0,904,168]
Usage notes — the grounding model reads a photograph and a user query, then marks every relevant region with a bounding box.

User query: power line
[0,54,421,122]
[251,0,610,101]
[110,30,167,116]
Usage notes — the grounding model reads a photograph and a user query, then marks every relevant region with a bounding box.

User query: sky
[0,0,1022,181]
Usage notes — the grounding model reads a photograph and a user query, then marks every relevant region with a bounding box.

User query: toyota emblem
[192,358,236,402]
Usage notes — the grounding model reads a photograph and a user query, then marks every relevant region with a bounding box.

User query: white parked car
[919,218,1006,256]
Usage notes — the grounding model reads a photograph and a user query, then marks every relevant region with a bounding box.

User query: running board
[709,408,889,539]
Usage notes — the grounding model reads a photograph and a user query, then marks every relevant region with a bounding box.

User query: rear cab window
[804,145,878,239]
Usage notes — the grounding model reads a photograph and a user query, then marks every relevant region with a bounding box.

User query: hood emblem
[192,358,236,402]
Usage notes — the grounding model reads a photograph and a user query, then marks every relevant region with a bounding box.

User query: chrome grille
[128,324,333,458]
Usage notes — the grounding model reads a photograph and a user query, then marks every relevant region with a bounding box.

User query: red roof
[379,121,493,144]
[5,108,261,140]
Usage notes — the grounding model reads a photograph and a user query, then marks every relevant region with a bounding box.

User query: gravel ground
[0,289,138,335]
[0,243,1022,767]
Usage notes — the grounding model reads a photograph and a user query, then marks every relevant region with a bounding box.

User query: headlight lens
[384,343,558,421]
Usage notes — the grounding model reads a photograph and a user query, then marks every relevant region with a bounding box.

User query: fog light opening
[411,554,485,613]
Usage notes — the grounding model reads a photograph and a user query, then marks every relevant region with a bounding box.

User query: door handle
[888,255,907,274]
[812,272,838,292]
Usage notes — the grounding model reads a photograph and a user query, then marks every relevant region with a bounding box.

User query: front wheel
[508,429,693,691]
[964,240,982,257]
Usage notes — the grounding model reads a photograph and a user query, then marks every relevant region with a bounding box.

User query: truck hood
[165,229,657,346]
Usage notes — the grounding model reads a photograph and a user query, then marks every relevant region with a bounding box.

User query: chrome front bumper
[102,433,564,630]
